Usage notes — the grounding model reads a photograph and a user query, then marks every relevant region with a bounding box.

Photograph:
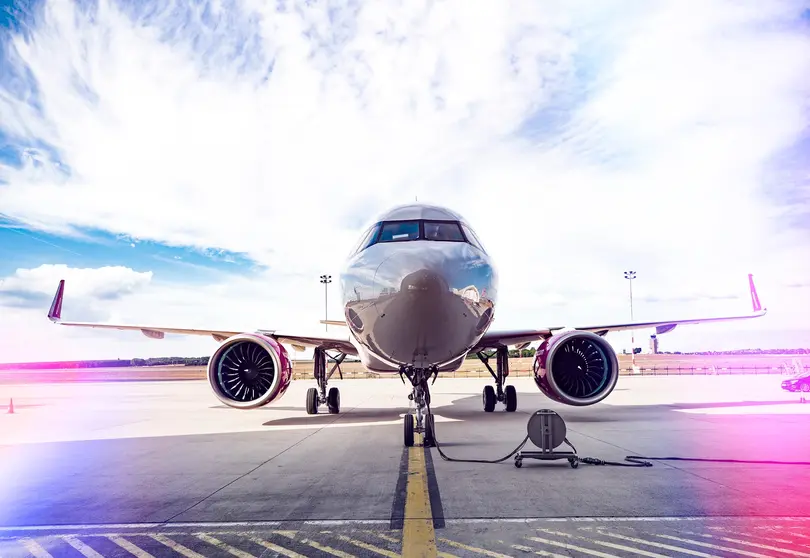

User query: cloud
[0,263,152,299]
[0,0,809,360]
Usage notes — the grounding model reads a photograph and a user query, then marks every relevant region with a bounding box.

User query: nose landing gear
[401,365,438,447]
[306,348,346,415]
[478,347,517,412]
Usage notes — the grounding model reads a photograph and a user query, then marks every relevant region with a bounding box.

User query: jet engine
[207,333,293,409]
[532,330,619,406]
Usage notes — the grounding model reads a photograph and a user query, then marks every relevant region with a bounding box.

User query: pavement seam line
[402,431,437,558]
[162,407,350,523]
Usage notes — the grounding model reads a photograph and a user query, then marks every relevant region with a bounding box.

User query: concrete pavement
[2,375,809,557]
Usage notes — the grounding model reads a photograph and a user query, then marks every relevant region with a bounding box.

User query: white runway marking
[2,516,810,534]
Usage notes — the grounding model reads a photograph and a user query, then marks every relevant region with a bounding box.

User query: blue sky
[0,0,809,361]
[0,213,260,283]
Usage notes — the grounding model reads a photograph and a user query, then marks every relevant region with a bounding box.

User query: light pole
[320,274,332,331]
[624,270,637,370]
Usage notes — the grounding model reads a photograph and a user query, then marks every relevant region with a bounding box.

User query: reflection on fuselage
[340,236,497,372]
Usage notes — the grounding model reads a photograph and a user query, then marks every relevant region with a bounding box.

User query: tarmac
[1,375,810,557]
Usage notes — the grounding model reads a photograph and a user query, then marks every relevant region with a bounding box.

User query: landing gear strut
[400,365,438,447]
[306,348,345,415]
[477,347,517,412]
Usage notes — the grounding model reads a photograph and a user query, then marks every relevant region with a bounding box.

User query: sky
[0,0,809,362]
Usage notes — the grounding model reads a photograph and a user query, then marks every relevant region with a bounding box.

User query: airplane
[45,203,767,447]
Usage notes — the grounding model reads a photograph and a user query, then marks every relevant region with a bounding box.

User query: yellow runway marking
[250,536,308,558]
[402,430,437,557]
[276,531,356,558]
[151,534,207,558]
[439,538,512,557]
[367,531,400,544]
[335,534,400,557]
[107,535,155,557]
[510,543,569,558]
[195,534,257,557]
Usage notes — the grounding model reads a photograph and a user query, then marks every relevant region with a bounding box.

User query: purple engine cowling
[533,330,619,406]
[207,333,293,409]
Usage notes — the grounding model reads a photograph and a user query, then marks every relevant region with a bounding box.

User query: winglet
[748,273,763,312]
[48,280,65,322]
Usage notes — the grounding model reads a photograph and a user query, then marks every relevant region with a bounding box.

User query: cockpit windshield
[351,219,481,255]
[379,220,420,242]
[424,220,464,241]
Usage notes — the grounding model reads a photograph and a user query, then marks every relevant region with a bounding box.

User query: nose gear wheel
[400,365,438,447]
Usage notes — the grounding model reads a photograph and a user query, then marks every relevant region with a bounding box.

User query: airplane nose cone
[349,242,496,368]
[400,268,449,295]
[372,245,453,297]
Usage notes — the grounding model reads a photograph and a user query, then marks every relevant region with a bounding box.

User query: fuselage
[339,204,498,372]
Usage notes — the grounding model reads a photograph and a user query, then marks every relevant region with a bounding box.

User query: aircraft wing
[45,280,358,355]
[473,274,766,351]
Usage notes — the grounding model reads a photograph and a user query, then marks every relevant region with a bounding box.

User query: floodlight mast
[624,270,637,370]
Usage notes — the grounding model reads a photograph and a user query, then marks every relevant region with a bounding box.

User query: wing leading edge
[46,280,358,355]
[474,274,767,351]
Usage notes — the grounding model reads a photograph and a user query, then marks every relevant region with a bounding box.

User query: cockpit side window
[461,224,487,253]
[350,223,381,256]
[378,220,420,242]
[423,220,464,242]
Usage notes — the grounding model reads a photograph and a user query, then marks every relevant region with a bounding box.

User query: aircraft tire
[306,387,319,414]
[483,385,496,412]
[424,413,435,447]
[327,387,340,413]
[505,385,517,412]
[404,413,414,447]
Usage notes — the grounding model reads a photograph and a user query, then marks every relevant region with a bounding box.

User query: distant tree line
[1,346,808,370]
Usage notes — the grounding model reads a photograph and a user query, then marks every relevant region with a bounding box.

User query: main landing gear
[477,346,517,413]
[400,365,438,447]
[306,347,346,415]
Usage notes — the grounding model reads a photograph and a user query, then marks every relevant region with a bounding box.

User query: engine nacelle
[533,330,619,406]
[207,333,293,409]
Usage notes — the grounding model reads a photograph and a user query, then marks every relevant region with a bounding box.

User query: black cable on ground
[425,400,530,464]
[618,456,810,466]
[423,402,810,468]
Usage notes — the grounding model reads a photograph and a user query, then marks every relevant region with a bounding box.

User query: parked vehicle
[781,371,810,393]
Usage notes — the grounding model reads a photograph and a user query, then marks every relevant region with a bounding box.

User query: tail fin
[748,273,762,312]
[48,280,65,322]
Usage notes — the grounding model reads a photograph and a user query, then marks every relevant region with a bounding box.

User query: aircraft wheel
[424,413,435,447]
[483,385,496,412]
[327,387,340,414]
[306,387,319,415]
[404,413,414,447]
[505,385,517,412]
